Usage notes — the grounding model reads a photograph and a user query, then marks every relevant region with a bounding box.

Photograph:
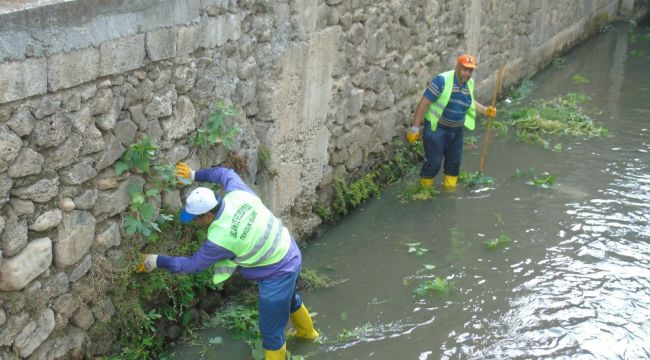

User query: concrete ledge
[48,47,99,92]
[100,35,146,77]
[0,58,47,103]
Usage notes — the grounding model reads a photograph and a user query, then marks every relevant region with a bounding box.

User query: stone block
[14,308,55,357]
[11,177,59,203]
[0,237,52,291]
[146,27,177,61]
[0,173,11,206]
[48,47,100,92]
[177,25,200,55]
[30,209,63,232]
[200,14,242,49]
[53,210,96,268]
[71,305,95,330]
[68,254,92,282]
[8,147,44,178]
[100,35,146,77]
[0,58,47,104]
[0,124,22,173]
[93,220,121,253]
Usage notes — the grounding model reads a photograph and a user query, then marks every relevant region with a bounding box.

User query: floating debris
[513,168,556,188]
[482,234,512,249]
[459,170,494,188]
[403,242,429,256]
[413,277,454,296]
[571,73,590,84]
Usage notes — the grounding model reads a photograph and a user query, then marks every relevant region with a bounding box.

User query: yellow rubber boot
[419,178,434,188]
[265,343,286,360]
[290,304,319,339]
[443,175,458,189]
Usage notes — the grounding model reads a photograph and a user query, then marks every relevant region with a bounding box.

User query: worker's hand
[136,254,158,273]
[175,162,194,186]
[406,126,420,144]
[486,106,497,118]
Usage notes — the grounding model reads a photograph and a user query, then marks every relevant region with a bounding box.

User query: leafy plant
[193,101,239,150]
[403,242,429,256]
[115,136,158,175]
[123,185,163,238]
[482,234,512,249]
[414,277,454,296]
[207,303,260,346]
[527,172,556,188]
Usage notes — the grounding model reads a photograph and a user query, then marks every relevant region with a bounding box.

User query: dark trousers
[420,121,464,179]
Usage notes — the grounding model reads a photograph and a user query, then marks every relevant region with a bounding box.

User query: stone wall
[0,0,648,357]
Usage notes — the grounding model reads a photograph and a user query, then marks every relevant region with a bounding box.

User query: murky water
[174,23,650,359]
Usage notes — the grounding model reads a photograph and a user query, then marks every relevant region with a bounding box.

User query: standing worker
[137,163,319,360]
[406,54,497,189]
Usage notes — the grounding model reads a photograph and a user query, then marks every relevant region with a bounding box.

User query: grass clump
[571,73,590,84]
[503,92,607,148]
[458,170,494,188]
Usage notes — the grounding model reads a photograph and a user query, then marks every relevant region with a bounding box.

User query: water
[173,23,650,359]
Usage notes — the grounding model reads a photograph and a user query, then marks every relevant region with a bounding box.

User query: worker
[137,163,319,360]
[406,54,497,189]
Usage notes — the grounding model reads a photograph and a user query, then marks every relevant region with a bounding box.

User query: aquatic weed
[571,73,590,84]
[458,170,494,188]
[403,182,439,201]
[414,277,454,296]
[403,242,429,256]
[483,234,512,249]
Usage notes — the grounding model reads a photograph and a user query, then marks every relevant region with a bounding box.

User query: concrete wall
[0,0,648,357]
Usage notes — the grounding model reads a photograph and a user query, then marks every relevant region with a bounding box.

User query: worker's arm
[194,166,255,195]
[475,101,496,118]
[407,76,443,143]
[176,163,255,195]
[138,241,235,273]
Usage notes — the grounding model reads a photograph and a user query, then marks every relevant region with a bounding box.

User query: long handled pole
[478,64,505,173]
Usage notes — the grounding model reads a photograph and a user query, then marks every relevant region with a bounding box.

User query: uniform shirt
[423,72,472,128]
[157,167,301,280]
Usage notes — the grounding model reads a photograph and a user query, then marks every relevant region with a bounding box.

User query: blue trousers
[258,268,302,350]
[420,121,465,179]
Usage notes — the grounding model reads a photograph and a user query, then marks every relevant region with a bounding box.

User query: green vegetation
[192,101,239,151]
[337,323,375,342]
[413,277,454,296]
[512,168,557,188]
[552,57,567,68]
[458,170,494,188]
[403,242,429,256]
[482,234,512,249]
[115,136,158,175]
[509,79,536,102]
[300,268,347,289]
[313,140,425,222]
[502,92,607,149]
[464,135,478,149]
[403,182,439,201]
[257,144,278,177]
[99,103,244,359]
[571,73,590,84]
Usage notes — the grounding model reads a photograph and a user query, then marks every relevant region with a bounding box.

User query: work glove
[136,254,158,273]
[175,162,195,186]
[486,106,497,118]
[406,126,420,144]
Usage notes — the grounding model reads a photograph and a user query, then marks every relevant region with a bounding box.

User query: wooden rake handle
[478,64,505,173]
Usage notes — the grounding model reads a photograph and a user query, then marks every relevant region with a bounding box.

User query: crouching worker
[137,163,319,359]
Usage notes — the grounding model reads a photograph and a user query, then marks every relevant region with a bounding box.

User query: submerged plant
[571,73,590,84]
[414,277,454,296]
[483,234,512,249]
[403,242,429,256]
[513,168,556,188]
[458,170,494,188]
[300,268,347,289]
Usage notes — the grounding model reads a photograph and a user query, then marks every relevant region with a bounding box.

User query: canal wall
[0,0,648,357]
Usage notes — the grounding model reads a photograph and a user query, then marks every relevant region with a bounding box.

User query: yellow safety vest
[424,70,476,130]
[207,190,290,284]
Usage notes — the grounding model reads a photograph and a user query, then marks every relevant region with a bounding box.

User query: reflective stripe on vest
[207,190,291,284]
[424,70,476,131]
